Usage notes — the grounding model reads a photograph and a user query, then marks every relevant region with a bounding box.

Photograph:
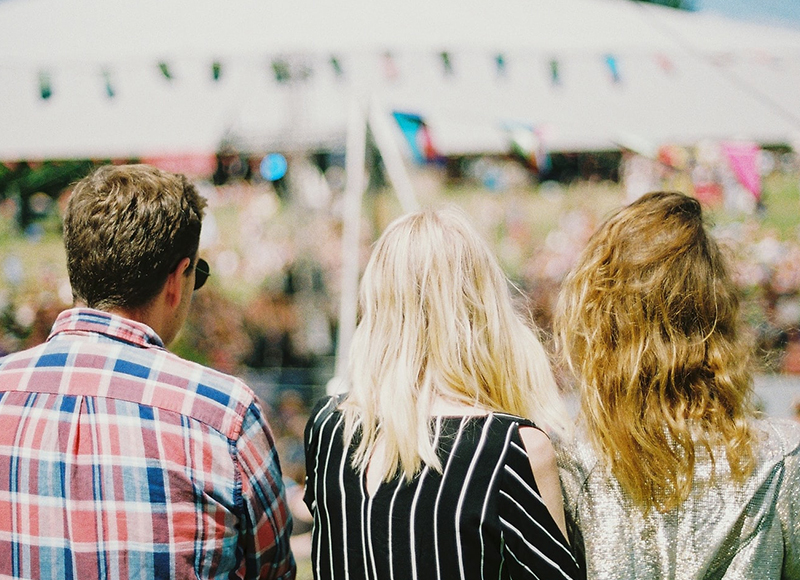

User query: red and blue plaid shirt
[0,308,295,579]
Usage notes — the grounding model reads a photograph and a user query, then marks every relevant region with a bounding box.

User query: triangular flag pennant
[392,111,439,163]
[440,52,454,76]
[495,54,507,77]
[383,52,398,81]
[38,72,52,100]
[549,59,561,86]
[102,69,115,98]
[604,54,621,83]
[272,59,291,83]
[158,62,173,80]
[720,141,762,201]
[330,56,344,78]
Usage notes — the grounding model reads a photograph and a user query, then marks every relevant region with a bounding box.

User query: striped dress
[303,396,582,580]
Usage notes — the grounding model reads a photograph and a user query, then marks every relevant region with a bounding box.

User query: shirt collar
[48,308,166,349]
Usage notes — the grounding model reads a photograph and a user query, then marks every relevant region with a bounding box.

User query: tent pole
[328,96,368,394]
[368,98,419,213]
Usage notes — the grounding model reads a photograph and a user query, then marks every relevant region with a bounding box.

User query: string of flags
[32,49,769,101]
[29,51,781,101]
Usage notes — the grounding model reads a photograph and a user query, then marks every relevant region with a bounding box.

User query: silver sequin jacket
[557,418,800,579]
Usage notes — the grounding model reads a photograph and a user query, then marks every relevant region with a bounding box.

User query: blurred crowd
[3,151,800,502]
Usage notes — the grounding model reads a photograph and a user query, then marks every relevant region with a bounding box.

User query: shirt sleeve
[236,400,296,580]
[499,426,583,580]
[780,442,800,579]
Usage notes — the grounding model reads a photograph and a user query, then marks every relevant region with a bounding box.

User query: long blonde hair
[341,206,569,482]
[554,191,756,512]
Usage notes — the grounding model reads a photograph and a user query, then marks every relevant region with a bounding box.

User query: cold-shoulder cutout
[518,425,570,543]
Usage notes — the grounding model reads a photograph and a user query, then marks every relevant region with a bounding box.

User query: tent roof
[1,0,799,161]
[0,0,694,61]
[3,0,799,60]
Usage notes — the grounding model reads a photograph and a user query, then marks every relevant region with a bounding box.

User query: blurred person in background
[0,165,295,579]
[303,207,582,579]
[554,191,800,579]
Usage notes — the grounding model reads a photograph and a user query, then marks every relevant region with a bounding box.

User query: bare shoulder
[518,425,569,541]
[518,426,558,474]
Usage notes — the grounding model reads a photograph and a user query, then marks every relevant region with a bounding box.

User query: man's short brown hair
[64,164,207,310]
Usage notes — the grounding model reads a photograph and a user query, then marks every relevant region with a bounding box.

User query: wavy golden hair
[554,191,756,512]
[342,206,570,482]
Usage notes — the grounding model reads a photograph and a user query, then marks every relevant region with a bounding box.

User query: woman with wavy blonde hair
[554,191,800,579]
[303,207,582,580]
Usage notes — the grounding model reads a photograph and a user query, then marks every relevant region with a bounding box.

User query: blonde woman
[554,191,800,579]
[303,207,582,580]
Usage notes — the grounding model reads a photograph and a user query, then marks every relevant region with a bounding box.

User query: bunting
[158,61,175,81]
[495,54,507,77]
[330,56,344,78]
[549,59,560,86]
[272,59,291,83]
[440,51,454,76]
[102,70,115,98]
[23,49,788,108]
[38,71,52,100]
[382,52,399,81]
[158,62,174,80]
[604,54,621,83]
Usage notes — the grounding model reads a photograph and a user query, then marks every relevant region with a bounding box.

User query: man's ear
[163,257,192,308]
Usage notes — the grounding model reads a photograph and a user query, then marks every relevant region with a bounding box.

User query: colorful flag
[720,141,761,200]
[392,112,438,163]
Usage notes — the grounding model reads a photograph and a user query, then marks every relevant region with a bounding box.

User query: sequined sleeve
[779,438,800,578]
[554,438,589,567]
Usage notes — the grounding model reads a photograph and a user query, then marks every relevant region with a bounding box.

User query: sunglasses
[194,258,210,291]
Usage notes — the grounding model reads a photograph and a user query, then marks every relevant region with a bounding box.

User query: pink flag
[720,141,761,201]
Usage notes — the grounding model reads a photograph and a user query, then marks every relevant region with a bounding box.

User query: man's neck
[82,303,166,343]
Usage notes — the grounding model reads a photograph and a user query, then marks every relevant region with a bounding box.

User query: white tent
[1,0,800,160]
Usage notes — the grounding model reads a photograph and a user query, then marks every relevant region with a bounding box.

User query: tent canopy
[1,0,799,161]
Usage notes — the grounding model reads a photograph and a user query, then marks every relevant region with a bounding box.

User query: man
[0,165,295,579]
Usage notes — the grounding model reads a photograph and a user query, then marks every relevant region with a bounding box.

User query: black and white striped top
[303,396,582,580]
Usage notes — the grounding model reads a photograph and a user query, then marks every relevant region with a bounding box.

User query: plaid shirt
[0,308,295,579]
